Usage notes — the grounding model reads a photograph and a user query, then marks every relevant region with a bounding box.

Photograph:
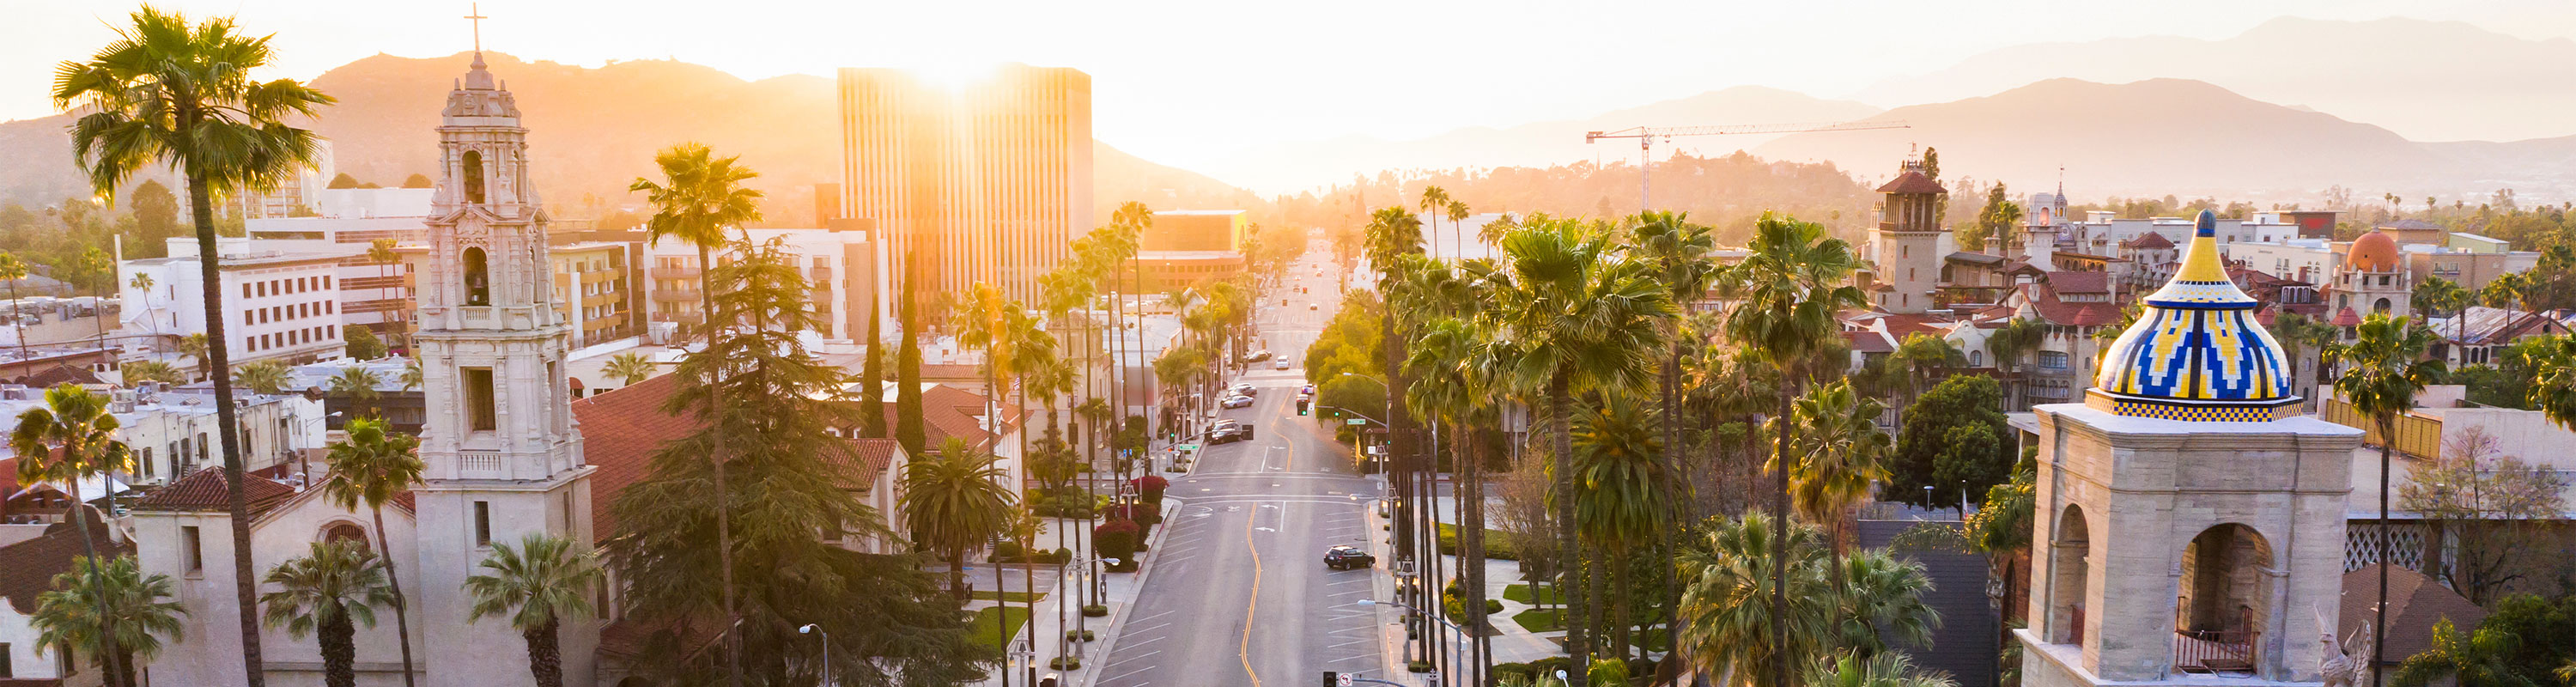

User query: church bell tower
[410,48,600,687]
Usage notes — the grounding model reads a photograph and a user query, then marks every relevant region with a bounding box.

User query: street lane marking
[1237,490,1265,687]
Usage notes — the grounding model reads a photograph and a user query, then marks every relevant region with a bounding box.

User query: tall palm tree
[317,418,423,687]
[328,366,383,415]
[57,11,334,678]
[1404,316,1500,684]
[1677,513,1832,686]
[2325,313,2443,686]
[2267,313,2339,397]
[78,247,114,349]
[1631,210,1718,650]
[1419,185,1454,257]
[11,384,137,687]
[32,555,188,687]
[603,351,657,386]
[1890,333,1963,408]
[1773,381,1892,594]
[1448,200,1473,258]
[127,271,161,349]
[629,142,762,686]
[235,360,292,395]
[1570,393,1672,660]
[1984,318,2044,405]
[1479,216,1674,683]
[901,438,1018,597]
[465,533,605,687]
[366,238,404,351]
[1718,213,1866,687]
[0,252,29,363]
[261,540,396,687]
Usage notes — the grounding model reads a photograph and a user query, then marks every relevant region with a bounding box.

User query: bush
[1492,663,1534,684]
[1131,475,1170,506]
[1094,520,1139,562]
[1526,656,1574,681]
[1031,492,1097,518]
[1066,629,1096,641]
[1587,659,1629,686]
[1407,660,1434,673]
[1048,657,1081,670]
[1437,523,1518,561]
[1081,604,1108,617]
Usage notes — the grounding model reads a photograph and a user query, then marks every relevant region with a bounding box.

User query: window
[462,149,487,204]
[464,246,491,306]
[474,501,493,546]
[2039,350,2070,370]
[0,641,10,678]
[139,447,155,478]
[182,526,204,573]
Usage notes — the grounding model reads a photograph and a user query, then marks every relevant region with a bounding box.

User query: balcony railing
[2173,629,2257,674]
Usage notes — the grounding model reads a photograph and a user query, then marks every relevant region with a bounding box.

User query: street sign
[1338,673,1353,687]
[1345,418,1367,425]
[1177,444,1200,452]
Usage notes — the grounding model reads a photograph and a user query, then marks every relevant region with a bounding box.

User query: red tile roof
[132,467,296,516]
[573,374,917,535]
[2120,232,2174,250]
[2332,307,2362,327]
[1845,331,1897,355]
[2042,271,2111,295]
[0,511,131,615]
[1876,170,1947,194]
[2342,564,2488,665]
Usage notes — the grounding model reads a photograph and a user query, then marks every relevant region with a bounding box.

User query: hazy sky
[7,1,2572,168]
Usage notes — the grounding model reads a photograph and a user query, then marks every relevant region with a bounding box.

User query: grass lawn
[1501,583,1564,605]
[1511,608,1564,633]
[969,606,1032,650]
[969,590,1047,603]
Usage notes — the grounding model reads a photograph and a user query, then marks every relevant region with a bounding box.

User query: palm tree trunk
[994,545,1011,687]
[951,550,968,599]
[1613,549,1634,661]
[372,507,418,687]
[1661,344,1685,657]
[63,481,126,687]
[1456,428,1490,687]
[1771,388,1795,687]
[2371,423,2393,687]
[323,611,356,687]
[1552,375,1589,687]
[190,176,267,686]
[696,243,744,687]
[525,619,564,687]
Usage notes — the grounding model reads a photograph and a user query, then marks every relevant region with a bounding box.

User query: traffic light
[1297,398,1311,416]
[1322,672,1338,687]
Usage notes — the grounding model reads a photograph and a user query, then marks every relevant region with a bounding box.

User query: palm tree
[176,332,210,380]
[1803,649,1958,687]
[366,238,404,352]
[1479,216,1674,683]
[464,533,605,687]
[399,361,422,392]
[128,271,160,349]
[329,366,384,416]
[1890,333,1963,407]
[1677,513,1832,686]
[11,384,137,687]
[603,351,657,387]
[1985,317,2044,405]
[1832,550,1939,656]
[0,251,29,363]
[1631,210,1718,651]
[235,360,292,395]
[630,143,762,685]
[78,247,114,349]
[57,10,335,678]
[2267,313,2339,397]
[1773,381,1892,594]
[2324,313,2444,687]
[1419,185,1454,257]
[1570,394,1672,660]
[1718,212,1866,687]
[261,540,396,687]
[900,437,1017,597]
[121,360,185,386]
[1404,315,1503,684]
[317,418,422,687]
[32,555,188,687]
[1448,200,1473,258]
[2531,335,2576,431]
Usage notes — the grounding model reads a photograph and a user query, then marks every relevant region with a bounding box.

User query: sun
[907,62,1002,94]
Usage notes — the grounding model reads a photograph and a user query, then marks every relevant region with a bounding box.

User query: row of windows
[243,275,332,299]
[247,325,337,352]
[249,301,335,325]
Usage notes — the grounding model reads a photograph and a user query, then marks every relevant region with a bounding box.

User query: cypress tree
[896,278,927,455]
[860,297,888,439]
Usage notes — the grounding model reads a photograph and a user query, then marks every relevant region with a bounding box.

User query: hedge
[1436,523,1517,561]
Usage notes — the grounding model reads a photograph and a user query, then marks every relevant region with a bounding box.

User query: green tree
[1890,333,1964,406]
[1965,183,2020,252]
[602,351,657,386]
[57,10,335,678]
[317,418,422,687]
[343,325,386,360]
[2389,618,2537,687]
[1887,375,2012,508]
[465,533,605,687]
[2266,312,2339,392]
[1773,381,1891,592]
[10,384,137,686]
[1571,394,1672,660]
[859,294,888,439]
[1718,212,1865,687]
[1985,317,2044,404]
[400,173,433,189]
[261,540,395,687]
[329,366,383,410]
[1632,210,1720,652]
[0,252,28,363]
[234,360,291,395]
[130,179,180,252]
[76,246,114,346]
[2326,313,2445,684]
[176,332,210,380]
[120,360,184,386]
[901,438,1014,597]
[1679,513,1832,685]
[325,172,362,189]
[896,264,927,454]
[31,556,187,687]
[1803,650,1958,687]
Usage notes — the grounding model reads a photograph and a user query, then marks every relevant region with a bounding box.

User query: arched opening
[463,246,490,307]
[323,522,370,550]
[461,149,486,204]
[2372,297,2393,314]
[2049,504,2090,645]
[2174,523,2273,675]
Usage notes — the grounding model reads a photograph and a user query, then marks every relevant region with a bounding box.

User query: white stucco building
[120,239,349,368]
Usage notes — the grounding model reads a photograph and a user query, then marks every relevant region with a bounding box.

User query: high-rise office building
[836,64,1093,307]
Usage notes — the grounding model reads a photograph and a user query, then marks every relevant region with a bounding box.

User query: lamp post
[1359,599,1463,687]
[799,623,830,687]
[1014,640,1038,687]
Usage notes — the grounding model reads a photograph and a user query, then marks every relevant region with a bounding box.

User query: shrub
[1587,659,1629,686]
[1131,475,1170,506]
[1094,520,1139,562]
[1492,663,1534,684]
[1081,604,1109,617]
[1527,656,1574,681]
[1437,523,1518,561]
[1065,629,1096,641]
[1048,657,1081,670]
[1407,660,1434,673]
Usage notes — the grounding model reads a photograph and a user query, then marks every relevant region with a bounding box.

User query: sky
[6,0,2573,169]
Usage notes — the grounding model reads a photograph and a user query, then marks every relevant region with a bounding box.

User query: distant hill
[1199,86,1883,196]
[1854,17,2576,144]
[0,52,1261,224]
[1756,77,2576,201]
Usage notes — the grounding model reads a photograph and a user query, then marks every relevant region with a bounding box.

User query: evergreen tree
[860,296,888,438]
[1886,375,2012,508]
[896,265,927,454]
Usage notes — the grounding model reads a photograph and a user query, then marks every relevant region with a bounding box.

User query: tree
[896,264,928,454]
[2528,334,2576,430]
[32,556,187,687]
[0,252,28,362]
[1571,393,1672,660]
[343,325,386,360]
[602,351,657,386]
[130,179,180,251]
[1405,315,1504,682]
[76,246,114,346]
[2395,426,2566,605]
[901,438,1014,596]
[859,294,888,439]
[1985,318,2043,404]
[400,173,433,189]
[233,360,291,395]
[465,533,605,687]
[176,332,209,380]
[328,366,383,410]
[317,418,422,687]
[1719,212,1866,687]
[1889,333,1963,406]
[57,10,336,678]
[1678,513,1832,685]
[1803,650,1959,687]
[2389,618,2537,687]
[1918,148,1939,181]
[1886,375,2012,509]
[366,238,403,350]
[260,540,395,687]
[2326,313,2445,685]
[1774,381,1891,593]
[326,172,362,189]
[399,361,422,392]
[1965,183,2020,253]
[2266,312,2339,392]
[629,143,762,686]
[120,360,184,386]
[10,384,137,687]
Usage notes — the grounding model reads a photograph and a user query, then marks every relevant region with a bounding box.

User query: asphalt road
[1096,248,1386,687]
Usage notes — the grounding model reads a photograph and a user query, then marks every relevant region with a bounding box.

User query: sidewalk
[969,500,1184,687]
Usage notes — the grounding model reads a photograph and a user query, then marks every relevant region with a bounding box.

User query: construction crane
[1585,119,1911,210]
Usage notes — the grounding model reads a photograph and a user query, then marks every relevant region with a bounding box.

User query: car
[1300,384,1316,396]
[1324,545,1376,570]
[1220,394,1255,409]
[1245,350,1273,362]
[1231,382,1258,397]
[1206,420,1248,444]
[1273,358,1292,370]
[1309,303,1319,310]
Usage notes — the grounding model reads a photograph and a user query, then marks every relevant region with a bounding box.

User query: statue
[2316,604,2372,687]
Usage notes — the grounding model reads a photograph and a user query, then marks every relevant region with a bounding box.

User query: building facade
[121,240,349,367]
[837,64,1093,307]
[641,227,879,341]
[1870,160,1948,314]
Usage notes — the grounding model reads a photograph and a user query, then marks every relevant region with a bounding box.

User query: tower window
[474,501,493,546]
[461,149,487,204]
[465,367,497,431]
[181,526,204,573]
[464,246,490,307]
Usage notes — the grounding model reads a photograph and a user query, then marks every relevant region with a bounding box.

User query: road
[1095,245,1387,687]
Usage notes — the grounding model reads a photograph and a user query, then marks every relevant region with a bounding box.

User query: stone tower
[2020,210,2361,686]
[1870,160,1947,314]
[2332,229,2411,332]
[410,52,600,687]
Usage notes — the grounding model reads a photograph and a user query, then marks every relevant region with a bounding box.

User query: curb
[1074,496,1185,687]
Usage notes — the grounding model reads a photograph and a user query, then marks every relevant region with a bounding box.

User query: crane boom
[1585,119,1911,210]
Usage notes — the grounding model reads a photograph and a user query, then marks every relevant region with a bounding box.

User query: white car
[1221,394,1255,409]
[1274,358,1292,370]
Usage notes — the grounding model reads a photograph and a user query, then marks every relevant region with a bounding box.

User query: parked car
[1273,358,1292,370]
[1207,420,1253,444]
[1324,545,1376,570]
[1300,384,1316,396]
[1220,394,1255,409]
[1231,382,1258,397]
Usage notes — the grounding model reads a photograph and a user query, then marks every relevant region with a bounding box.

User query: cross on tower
[465,3,487,53]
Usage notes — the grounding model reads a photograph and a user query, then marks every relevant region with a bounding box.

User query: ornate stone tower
[2020,210,2361,686]
[2332,229,2411,337]
[1870,159,1947,313]
[411,51,599,687]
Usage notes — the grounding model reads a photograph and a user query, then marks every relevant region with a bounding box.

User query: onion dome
[2087,210,2300,422]
[2346,230,2400,272]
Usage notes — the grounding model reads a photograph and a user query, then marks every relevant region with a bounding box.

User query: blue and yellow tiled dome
[2087,210,2300,422]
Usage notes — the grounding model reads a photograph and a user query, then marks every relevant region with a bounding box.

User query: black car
[1324,544,1375,570]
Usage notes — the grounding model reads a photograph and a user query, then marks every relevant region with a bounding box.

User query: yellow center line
[1239,496,1266,687]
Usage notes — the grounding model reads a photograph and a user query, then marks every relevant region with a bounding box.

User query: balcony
[651,289,702,303]
[651,265,702,279]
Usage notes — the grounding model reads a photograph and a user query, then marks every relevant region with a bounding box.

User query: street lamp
[1358,599,1464,687]
[799,623,830,687]
[1014,640,1037,687]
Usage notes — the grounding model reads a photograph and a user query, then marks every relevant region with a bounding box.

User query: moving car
[1220,394,1255,409]
[1207,419,1255,444]
[1273,358,1292,370]
[1231,382,1258,397]
[1245,350,1273,362]
[1324,544,1375,570]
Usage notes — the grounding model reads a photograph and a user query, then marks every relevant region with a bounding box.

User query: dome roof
[2088,210,2300,422]
[2347,230,2400,271]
